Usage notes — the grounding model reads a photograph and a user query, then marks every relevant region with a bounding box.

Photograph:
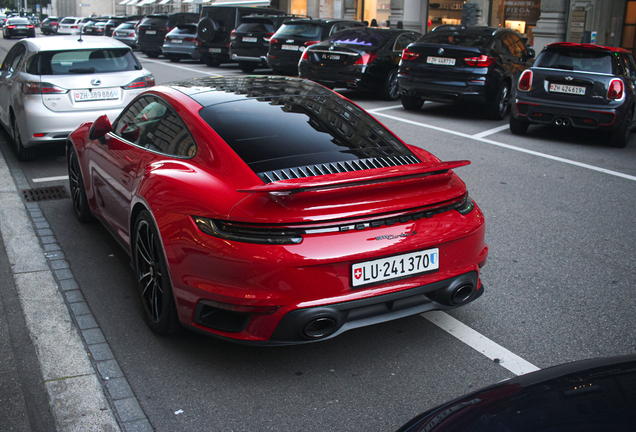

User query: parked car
[299,27,421,100]
[66,75,487,343]
[40,17,59,35]
[0,36,155,161]
[197,5,287,67]
[229,14,299,73]
[162,24,204,62]
[105,15,144,37]
[111,21,139,49]
[397,355,636,432]
[267,18,366,75]
[510,42,636,148]
[2,17,35,39]
[398,25,535,120]
[56,17,82,35]
[137,13,199,58]
[82,19,109,36]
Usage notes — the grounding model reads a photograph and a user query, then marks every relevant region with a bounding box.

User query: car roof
[23,36,130,51]
[431,24,503,36]
[544,42,631,54]
[283,18,362,25]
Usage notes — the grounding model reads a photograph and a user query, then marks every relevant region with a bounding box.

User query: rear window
[198,96,415,175]
[275,23,322,38]
[236,19,275,33]
[327,29,389,47]
[418,31,490,47]
[60,18,77,24]
[140,16,169,26]
[171,24,197,34]
[9,18,31,25]
[27,49,141,75]
[536,48,614,74]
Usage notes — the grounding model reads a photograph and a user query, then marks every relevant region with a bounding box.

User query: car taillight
[22,82,68,94]
[518,70,533,91]
[270,38,279,45]
[300,49,309,62]
[184,37,196,42]
[263,32,274,42]
[7,25,15,29]
[159,26,171,32]
[230,29,236,41]
[354,52,377,66]
[304,40,320,48]
[123,76,155,89]
[128,32,135,37]
[71,25,77,29]
[27,25,34,29]
[464,55,496,67]
[607,78,624,100]
[401,48,420,61]
[194,217,303,245]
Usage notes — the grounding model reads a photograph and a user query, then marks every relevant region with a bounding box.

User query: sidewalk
[0,144,121,431]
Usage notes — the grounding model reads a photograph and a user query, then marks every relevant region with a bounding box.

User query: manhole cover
[21,186,68,202]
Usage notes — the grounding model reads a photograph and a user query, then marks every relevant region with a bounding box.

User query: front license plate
[427,56,456,66]
[281,44,299,51]
[351,248,439,287]
[549,83,585,95]
[209,47,222,53]
[146,30,156,34]
[322,54,340,60]
[73,87,120,102]
[242,37,257,42]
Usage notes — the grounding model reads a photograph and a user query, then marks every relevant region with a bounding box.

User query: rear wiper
[68,67,96,74]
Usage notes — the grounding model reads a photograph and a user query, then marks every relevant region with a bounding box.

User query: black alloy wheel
[488,82,510,120]
[401,94,424,111]
[134,211,180,335]
[67,146,93,222]
[12,117,36,161]
[382,68,400,101]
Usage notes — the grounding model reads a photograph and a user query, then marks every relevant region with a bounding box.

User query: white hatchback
[0,36,155,160]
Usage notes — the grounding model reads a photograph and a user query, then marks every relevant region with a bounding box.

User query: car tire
[197,17,218,43]
[401,95,424,111]
[382,68,400,101]
[12,117,36,161]
[487,82,511,120]
[509,114,529,135]
[146,51,160,58]
[608,108,633,148]
[167,55,181,63]
[205,56,221,67]
[239,61,257,73]
[133,210,181,335]
[67,145,94,223]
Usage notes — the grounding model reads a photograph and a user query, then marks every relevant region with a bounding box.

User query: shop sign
[504,0,541,25]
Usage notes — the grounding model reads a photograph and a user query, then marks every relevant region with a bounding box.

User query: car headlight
[193,217,303,245]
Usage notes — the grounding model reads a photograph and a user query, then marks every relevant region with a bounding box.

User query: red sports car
[67,76,488,345]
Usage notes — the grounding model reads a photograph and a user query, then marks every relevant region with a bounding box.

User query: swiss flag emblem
[354,268,362,279]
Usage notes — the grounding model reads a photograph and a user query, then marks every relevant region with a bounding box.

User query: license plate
[115,31,125,36]
[73,87,120,102]
[549,83,585,95]
[322,54,340,60]
[146,30,156,34]
[172,39,183,44]
[209,48,222,53]
[351,248,439,287]
[242,37,257,42]
[427,56,456,66]
[281,44,299,51]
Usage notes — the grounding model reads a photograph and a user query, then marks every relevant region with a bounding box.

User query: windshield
[28,49,141,75]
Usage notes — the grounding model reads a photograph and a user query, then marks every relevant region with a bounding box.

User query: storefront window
[622,1,636,50]
[291,0,307,16]
[356,0,391,26]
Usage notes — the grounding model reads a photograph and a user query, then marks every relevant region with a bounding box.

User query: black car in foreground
[138,13,199,58]
[229,14,296,73]
[397,355,636,432]
[299,27,421,100]
[398,25,534,120]
[510,42,636,148]
[268,18,365,75]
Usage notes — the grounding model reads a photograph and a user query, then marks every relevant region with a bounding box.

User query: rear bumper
[162,45,203,60]
[512,97,621,129]
[398,75,489,104]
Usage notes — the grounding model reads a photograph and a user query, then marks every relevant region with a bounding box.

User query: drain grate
[21,186,68,202]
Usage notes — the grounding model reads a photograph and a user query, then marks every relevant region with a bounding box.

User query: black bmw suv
[398,25,535,119]
[268,18,366,75]
[138,13,199,58]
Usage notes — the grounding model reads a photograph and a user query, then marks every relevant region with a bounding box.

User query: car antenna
[78,25,83,42]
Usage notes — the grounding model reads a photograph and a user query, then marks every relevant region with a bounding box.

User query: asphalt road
[1,34,635,431]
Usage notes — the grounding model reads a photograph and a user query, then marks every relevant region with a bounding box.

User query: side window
[509,34,527,57]
[1,44,26,72]
[329,25,341,36]
[114,96,196,158]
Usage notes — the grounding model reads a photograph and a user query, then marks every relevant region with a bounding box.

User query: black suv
[197,6,287,67]
[268,18,365,75]
[230,14,299,73]
[105,15,144,37]
[138,13,199,58]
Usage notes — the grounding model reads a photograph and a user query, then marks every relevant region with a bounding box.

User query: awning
[126,0,140,5]
[158,0,171,4]
[119,0,132,4]
[211,0,271,6]
[139,0,158,4]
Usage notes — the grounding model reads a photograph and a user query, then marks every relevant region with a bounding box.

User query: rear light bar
[22,82,68,94]
[122,76,155,89]
[401,48,420,61]
[518,69,533,91]
[464,55,496,67]
[607,78,624,100]
[354,52,377,66]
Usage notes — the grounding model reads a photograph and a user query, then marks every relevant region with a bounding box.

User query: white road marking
[473,124,510,138]
[423,311,540,376]
[368,108,636,182]
[32,175,69,183]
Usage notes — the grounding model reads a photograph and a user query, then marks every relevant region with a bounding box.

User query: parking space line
[32,175,68,183]
[423,311,540,376]
[369,109,636,182]
[473,124,510,139]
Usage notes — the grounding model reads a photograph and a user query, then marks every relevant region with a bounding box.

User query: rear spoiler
[237,160,470,194]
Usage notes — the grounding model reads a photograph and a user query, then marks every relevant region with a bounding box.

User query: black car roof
[431,24,504,37]
[282,18,362,25]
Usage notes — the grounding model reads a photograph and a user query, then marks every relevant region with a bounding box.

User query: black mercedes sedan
[3,17,35,39]
[299,27,421,100]
[398,25,534,119]
[510,42,636,148]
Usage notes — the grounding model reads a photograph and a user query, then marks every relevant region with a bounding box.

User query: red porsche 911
[67,76,488,345]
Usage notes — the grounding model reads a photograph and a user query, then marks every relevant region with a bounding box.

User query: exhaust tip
[303,317,337,339]
[563,119,570,127]
[555,118,563,126]
[450,284,475,305]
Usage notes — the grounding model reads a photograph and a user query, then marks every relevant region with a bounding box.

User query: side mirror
[88,115,113,140]
[527,48,535,59]
[121,123,140,142]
